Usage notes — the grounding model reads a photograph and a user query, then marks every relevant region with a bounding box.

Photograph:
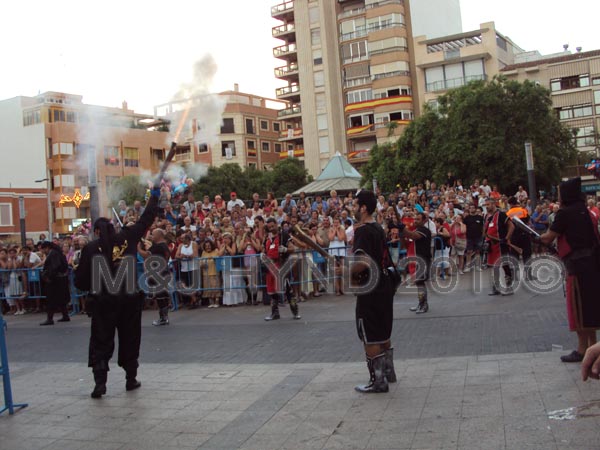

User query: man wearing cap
[263,217,301,321]
[75,186,160,399]
[227,192,244,212]
[349,190,397,393]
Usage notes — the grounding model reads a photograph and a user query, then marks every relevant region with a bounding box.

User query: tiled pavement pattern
[2,352,600,450]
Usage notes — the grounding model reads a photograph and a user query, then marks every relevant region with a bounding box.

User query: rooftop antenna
[562,44,569,51]
[576,47,582,53]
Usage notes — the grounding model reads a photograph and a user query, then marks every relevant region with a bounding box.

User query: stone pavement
[2,351,600,450]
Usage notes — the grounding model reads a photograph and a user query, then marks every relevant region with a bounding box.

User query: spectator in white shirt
[227,192,245,212]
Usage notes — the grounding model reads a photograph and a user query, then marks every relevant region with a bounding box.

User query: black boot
[264,295,281,321]
[91,361,108,399]
[290,298,301,320]
[355,354,389,393]
[57,305,70,322]
[124,362,141,391]
[153,307,169,326]
[39,312,54,326]
[252,293,258,306]
[384,348,397,383]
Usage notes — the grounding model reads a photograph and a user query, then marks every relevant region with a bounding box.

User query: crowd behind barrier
[3,177,599,317]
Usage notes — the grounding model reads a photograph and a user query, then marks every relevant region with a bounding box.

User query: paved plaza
[1,275,600,449]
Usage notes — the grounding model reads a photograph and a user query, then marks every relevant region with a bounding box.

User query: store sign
[582,184,600,193]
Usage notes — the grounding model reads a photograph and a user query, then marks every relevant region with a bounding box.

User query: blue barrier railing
[0,311,28,415]
[0,244,410,312]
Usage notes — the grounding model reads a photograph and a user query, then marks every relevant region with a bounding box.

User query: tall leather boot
[384,347,397,383]
[355,354,389,394]
[124,361,141,391]
[289,297,301,320]
[264,295,280,321]
[39,311,54,326]
[91,361,108,399]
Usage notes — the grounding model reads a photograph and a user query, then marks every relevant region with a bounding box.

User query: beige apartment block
[501,49,600,187]
[272,0,417,176]
[412,22,524,114]
[1,91,171,235]
[155,87,288,172]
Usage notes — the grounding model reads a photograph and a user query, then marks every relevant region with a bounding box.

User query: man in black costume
[351,190,396,393]
[39,241,71,326]
[540,177,600,363]
[75,189,159,398]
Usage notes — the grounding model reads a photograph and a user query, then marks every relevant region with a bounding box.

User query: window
[374,86,410,98]
[287,144,294,151]
[313,49,322,66]
[198,143,208,153]
[341,41,368,63]
[319,136,329,154]
[273,122,281,132]
[245,118,255,134]
[222,141,236,157]
[593,77,600,86]
[248,163,257,169]
[0,204,12,226]
[247,140,256,150]
[551,74,591,92]
[371,61,409,80]
[366,13,404,31]
[368,37,407,55]
[262,142,270,152]
[389,111,414,121]
[340,17,366,39]
[348,114,373,127]
[104,146,120,165]
[53,174,75,187]
[52,142,74,156]
[346,88,372,104]
[175,146,191,161]
[595,90,600,114]
[425,60,485,92]
[123,147,139,167]
[311,28,321,46]
[66,111,77,123]
[317,114,328,131]
[22,110,41,126]
[105,176,120,193]
[557,104,593,120]
[314,71,324,87]
[221,118,235,133]
[316,93,326,113]
[574,126,596,148]
[309,6,319,24]
[260,120,269,130]
[274,143,282,153]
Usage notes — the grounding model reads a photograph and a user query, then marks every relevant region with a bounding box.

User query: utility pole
[18,196,26,247]
[524,142,537,210]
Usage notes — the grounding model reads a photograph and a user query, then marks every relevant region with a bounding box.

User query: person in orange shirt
[489,185,502,200]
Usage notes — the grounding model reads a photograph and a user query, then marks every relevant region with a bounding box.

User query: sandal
[560,350,584,363]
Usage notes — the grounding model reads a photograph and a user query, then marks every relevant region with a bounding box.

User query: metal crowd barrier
[0,309,28,415]
[0,244,411,314]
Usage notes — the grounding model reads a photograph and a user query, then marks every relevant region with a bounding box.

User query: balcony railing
[365,0,404,9]
[278,105,302,118]
[273,43,297,58]
[271,1,294,16]
[340,28,368,42]
[272,23,295,37]
[276,85,300,97]
[274,62,299,78]
[344,76,371,89]
[372,70,410,80]
[340,22,405,42]
[426,74,486,92]
[369,45,408,56]
[338,7,365,19]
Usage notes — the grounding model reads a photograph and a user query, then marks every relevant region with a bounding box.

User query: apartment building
[501,49,600,189]
[154,87,287,171]
[412,22,524,114]
[272,0,421,176]
[0,92,170,237]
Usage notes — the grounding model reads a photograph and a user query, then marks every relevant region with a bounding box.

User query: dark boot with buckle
[355,354,389,393]
[384,347,397,383]
[124,361,141,391]
[91,361,108,399]
[264,295,281,321]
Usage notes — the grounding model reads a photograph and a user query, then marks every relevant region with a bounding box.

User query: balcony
[426,74,486,93]
[372,70,410,81]
[273,43,297,61]
[275,84,300,102]
[278,104,302,119]
[274,62,299,80]
[365,0,404,9]
[271,1,294,21]
[337,6,365,19]
[346,123,375,137]
[340,28,368,42]
[279,127,303,141]
[272,23,296,41]
[344,76,371,89]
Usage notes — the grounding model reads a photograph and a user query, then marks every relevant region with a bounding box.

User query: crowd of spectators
[2,173,600,316]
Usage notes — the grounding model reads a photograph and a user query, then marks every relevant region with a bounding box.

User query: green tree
[364,77,576,193]
[360,142,402,192]
[264,158,310,197]
[107,175,146,207]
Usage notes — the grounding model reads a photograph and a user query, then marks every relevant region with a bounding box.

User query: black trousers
[88,294,143,370]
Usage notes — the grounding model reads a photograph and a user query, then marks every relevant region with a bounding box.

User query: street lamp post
[34,177,52,238]
[524,142,537,210]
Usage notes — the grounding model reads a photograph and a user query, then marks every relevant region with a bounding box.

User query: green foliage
[192,158,309,201]
[361,77,577,193]
[107,175,146,207]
